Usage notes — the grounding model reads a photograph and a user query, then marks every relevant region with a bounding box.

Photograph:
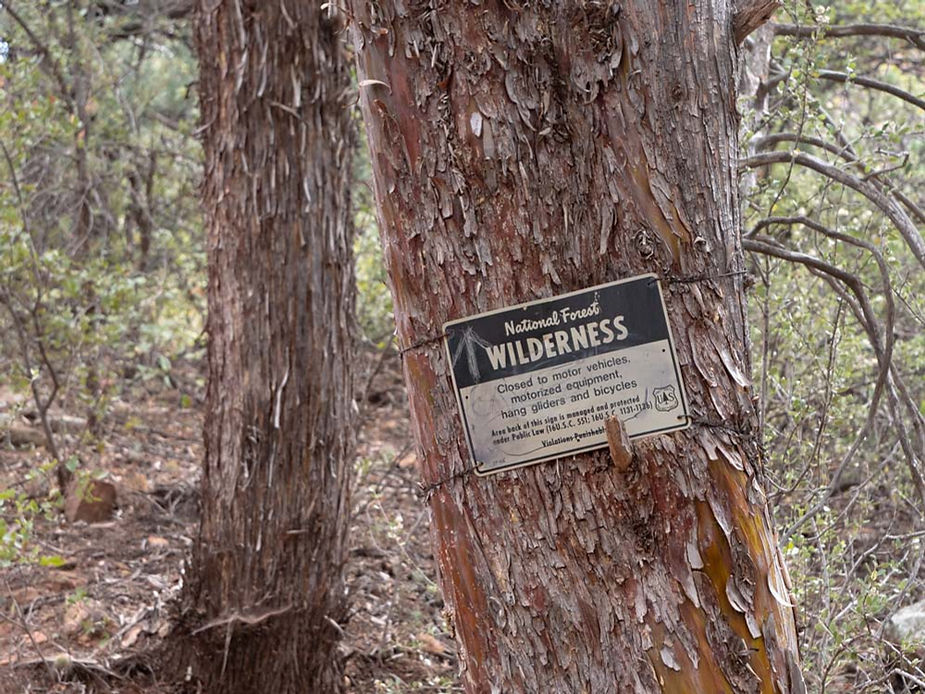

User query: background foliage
[0,3,203,408]
[743,1,925,689]
[0,0,202,564]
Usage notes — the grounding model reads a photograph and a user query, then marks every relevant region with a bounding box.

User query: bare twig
[191,603,293,635]
[2,579,56,680]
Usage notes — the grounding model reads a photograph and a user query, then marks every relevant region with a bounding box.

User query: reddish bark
[350,1,801,691]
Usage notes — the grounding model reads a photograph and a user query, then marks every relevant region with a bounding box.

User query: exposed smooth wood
[605,415,633,472]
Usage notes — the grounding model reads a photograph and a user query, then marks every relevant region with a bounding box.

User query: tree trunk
[179,2,355,692]
[349,2,803,692]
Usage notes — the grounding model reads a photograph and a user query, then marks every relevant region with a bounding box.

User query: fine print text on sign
[444,274,689,475]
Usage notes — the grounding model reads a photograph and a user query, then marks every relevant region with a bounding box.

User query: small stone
[65,478,117,523]
[5,425,46,448]
[121,624,144,648]
[887,600,925,644]
[885,601,925,689]
[417,632,448,657]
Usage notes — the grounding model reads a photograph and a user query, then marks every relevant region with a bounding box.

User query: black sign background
[445,275,670,390]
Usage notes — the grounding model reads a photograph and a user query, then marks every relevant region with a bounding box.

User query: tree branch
[742,236,925,528]
[773,23,925,50]
[817,70,925,112]
[747,220,925,531]
[746,215,895,384]
[751,132,925,224]
[741,150,925,268]
[752,132,857,161]
[894,190,925,226]
[97,0,193,40]
[743,238,867,300]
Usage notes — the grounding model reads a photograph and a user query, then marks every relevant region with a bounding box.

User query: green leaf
[39,555,66,567]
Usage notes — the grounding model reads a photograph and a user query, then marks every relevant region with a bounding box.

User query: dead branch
[191,604,293,635]
[605,416,633,472]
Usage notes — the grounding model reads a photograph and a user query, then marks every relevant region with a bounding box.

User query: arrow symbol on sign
[450,326,493,382]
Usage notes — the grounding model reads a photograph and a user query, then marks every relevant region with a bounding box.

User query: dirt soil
[0,352,460,693]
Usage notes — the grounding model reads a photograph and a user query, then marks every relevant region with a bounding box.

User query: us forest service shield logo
[653,385,680,412]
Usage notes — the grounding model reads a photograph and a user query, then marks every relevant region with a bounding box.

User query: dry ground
[0,352,459,693]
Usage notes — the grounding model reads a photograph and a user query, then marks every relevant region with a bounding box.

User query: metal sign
[444,274,688,475]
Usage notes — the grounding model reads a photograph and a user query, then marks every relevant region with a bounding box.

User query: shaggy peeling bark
[350,1,802,692]
[178,3,355,692]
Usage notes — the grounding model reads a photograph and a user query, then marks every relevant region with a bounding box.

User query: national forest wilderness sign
[444,274,689,475]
